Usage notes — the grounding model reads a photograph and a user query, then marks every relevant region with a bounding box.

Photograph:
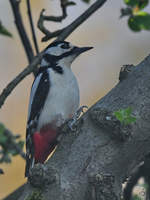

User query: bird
[25,40,93,177]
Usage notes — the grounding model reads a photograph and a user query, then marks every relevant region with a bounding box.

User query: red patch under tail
[33,127,58,163]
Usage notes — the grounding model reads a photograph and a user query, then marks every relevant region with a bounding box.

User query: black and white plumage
[25,41,93,177]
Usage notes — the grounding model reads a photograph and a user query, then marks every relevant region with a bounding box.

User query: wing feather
[25,69,50,176]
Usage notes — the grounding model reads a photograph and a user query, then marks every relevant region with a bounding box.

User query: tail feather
[25,156,31,177]
[25,154,35,177]
[25,134,35,177]
[25,128,58,177]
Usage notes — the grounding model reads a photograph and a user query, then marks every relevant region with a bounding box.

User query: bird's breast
[38,68,79,130]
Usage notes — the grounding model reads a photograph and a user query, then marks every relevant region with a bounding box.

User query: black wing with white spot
[25,69,50,177]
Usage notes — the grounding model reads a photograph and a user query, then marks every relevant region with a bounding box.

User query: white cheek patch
[57,54,77,67]
[68,43,74,49]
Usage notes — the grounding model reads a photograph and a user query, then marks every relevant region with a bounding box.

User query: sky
[0,0,150,198]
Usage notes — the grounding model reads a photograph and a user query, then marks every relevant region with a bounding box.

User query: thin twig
[38,9,64,41]
[0,52,43,109]
[26,0,39,54]
[41,0,69,22]
[57,0,107,41]
[9,0,34,63]
[9,0,38,76]
[37,0,71,41]
[38,0,107,42]
[38,9,55,36]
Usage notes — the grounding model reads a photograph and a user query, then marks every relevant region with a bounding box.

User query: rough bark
[16,54,150,200]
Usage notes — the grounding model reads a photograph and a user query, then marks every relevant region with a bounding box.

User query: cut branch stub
[119,64,135,81]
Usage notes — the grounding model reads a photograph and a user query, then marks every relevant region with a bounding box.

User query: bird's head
[41,41,93,68]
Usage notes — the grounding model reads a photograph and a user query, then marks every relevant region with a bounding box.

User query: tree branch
[37,9,64,39]
[39,0,69,23]
[3,1,150,199]
[3,184,26,200]
[26,0,39,54]
[56,0,107,41]
[38,0,107,42]
[9,0,34,63]
[0,52,43,109]
[18,54,150,200]
[37,0,72,41]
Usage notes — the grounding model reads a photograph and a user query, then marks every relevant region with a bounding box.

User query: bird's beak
[73,46,93,55]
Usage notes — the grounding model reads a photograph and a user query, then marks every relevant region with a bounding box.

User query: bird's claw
[68,105,88,131]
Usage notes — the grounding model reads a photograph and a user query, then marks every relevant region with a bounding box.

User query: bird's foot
[68,105,88,131]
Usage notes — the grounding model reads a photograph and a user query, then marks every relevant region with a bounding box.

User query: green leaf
[125,107,132,116]
[10,149,18,156]
[11,141,24,156]
[0,154,11,163]
[124,0,149,10]
[114,107,136,125]
[81,0,91,3]
[128,16,141,31]
[124,0,138,7]
[0,21,12,37]
[17,140,24,150]
[128,12,150,32]
[4,154,11,163]
[0,134,7,145]
[129,116,136,122]
[138,0,149,10]
[114,110,124,122]
[137,11,150,30]
[0,125,7,145]
[0,123,5,134]
[142,183,148,190]
[66,1,76,6]
[124,116,136,125]
[132,194,142,200]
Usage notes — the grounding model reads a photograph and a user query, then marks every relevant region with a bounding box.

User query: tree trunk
[16,54,150,200]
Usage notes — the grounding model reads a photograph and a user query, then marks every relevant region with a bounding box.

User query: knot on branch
[90,107,132,141]
[88,173,115,186]
[119,64,135,81]
[88,173,118,200]
[28,163,59,188]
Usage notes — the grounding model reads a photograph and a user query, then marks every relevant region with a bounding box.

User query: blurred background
[0,0,150,198]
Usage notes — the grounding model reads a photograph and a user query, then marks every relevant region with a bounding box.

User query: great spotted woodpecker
[25,41,93,177]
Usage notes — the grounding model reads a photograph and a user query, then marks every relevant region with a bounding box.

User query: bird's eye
[61,43,70,49]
